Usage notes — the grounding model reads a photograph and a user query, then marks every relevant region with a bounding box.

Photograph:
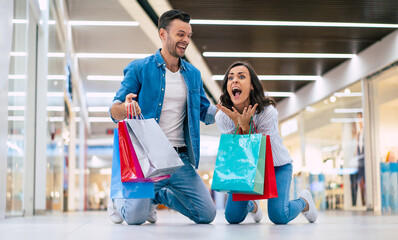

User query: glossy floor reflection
[0,209,397,240]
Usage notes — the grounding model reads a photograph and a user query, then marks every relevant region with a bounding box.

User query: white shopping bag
[125,118,184,178]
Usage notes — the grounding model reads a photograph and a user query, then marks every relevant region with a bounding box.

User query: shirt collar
[155,48,186,71]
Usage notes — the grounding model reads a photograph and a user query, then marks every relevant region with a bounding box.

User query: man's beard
[166,36,183,58]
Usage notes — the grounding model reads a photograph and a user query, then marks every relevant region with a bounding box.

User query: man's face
[161,19,192,58]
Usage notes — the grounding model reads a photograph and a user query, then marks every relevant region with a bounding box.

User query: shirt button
[162,88,164,91]
[159,103,161,106]
[155,118,158,121]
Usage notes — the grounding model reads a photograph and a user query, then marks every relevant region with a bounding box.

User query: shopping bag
[232,135,278,201]
[111,129,154,199]
[118,121,170,182]
[380,162,391,212]
[125,117,184,178]
[211,131,266,194]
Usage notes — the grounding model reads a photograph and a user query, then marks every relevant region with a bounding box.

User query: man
[107,9,217,225]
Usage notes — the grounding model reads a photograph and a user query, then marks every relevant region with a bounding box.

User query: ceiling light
[88,107,109,112]
[11,52,64,57]
[334,108,363,113]
[47,52,65,58]
[76,53,151,59]
[203,52,354,58]
[47,75,66,80]
[190,19,398,28]
[69,20,139,27]
[8,116,25,121]
[333,92,362,97]
[264,92,295,97]
[86,92,115,98]
[87,75,124,81]
[330,118,363,123]
[89,117,113,123]
[12,19,28,24]
[10,52,27,57]
[329,96,337,103]
[212,75,321,81]
[8,75,26,79]
[13,19,55,24]
[8,106,25,111]
[344,88,351,94]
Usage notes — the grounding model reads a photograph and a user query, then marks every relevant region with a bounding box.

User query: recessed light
[212,75,321,81]
[69,21,139,27]
[87,75,124,81]
[264,92,295,97]
[76,53,151,59]
[190,19,398,28]
[203,52,355,58]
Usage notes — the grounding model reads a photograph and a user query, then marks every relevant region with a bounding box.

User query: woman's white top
[215,105,293,167]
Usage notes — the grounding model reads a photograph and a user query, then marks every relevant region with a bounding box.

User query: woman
[215,61,318,224]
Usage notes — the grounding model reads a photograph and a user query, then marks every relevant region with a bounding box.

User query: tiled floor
[0,209,397,240]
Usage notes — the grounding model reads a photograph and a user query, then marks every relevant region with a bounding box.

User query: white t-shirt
[158,68,187,147]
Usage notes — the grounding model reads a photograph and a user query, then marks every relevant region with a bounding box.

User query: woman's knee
[225,210,245,224]
[268,209,289,225]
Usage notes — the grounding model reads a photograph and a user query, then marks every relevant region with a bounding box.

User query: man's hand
[124,93,141,118]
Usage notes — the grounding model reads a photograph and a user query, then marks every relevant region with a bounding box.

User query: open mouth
[177,43,187,51]
[232,87,242,98]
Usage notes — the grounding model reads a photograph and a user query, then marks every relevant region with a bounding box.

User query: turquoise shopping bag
[111,129,154,199]
[211,132,266,194]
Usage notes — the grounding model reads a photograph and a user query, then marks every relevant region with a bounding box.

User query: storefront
[280,62,398,213]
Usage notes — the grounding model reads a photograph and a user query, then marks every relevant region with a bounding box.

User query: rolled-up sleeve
[109,62,141,123]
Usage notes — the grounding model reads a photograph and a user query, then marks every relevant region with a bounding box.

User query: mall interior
[1,0,398,239]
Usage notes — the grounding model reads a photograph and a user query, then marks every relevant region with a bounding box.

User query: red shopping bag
[232,135,278,201]
[118,121,169,182]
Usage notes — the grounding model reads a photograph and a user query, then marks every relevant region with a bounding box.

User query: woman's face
[226,65,253,108]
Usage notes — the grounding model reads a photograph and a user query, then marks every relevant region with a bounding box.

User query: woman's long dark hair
[219,61,275,113]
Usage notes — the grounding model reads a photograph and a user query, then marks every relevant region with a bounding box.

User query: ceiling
[64,0,398,139]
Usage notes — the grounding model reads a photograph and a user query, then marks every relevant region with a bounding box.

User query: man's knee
[194,205,216,224]
[123,215,147,225]
[116,198,150,225]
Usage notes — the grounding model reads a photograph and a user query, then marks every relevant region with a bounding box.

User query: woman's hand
[124,93,141,118]
[216,103,258,134]
[237,104,258,133]
[216,104,239,126]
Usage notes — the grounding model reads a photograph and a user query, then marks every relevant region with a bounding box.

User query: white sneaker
[147,204,157,223]
[250,200,263,223]
[107,199,123,224]
[299,190,318,223]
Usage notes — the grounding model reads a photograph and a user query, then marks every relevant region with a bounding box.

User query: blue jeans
[225,164,306,224]
[114,152,216,225]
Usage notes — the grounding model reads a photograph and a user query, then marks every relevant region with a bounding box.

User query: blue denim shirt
[110,49,217,168]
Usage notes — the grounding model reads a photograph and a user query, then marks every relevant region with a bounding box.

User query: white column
[23,3,39,216]
[68,110,76,211]
[363,78,380,211]
[34,2,49,211]
[78,121,86,211]
[0,0,14,220]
